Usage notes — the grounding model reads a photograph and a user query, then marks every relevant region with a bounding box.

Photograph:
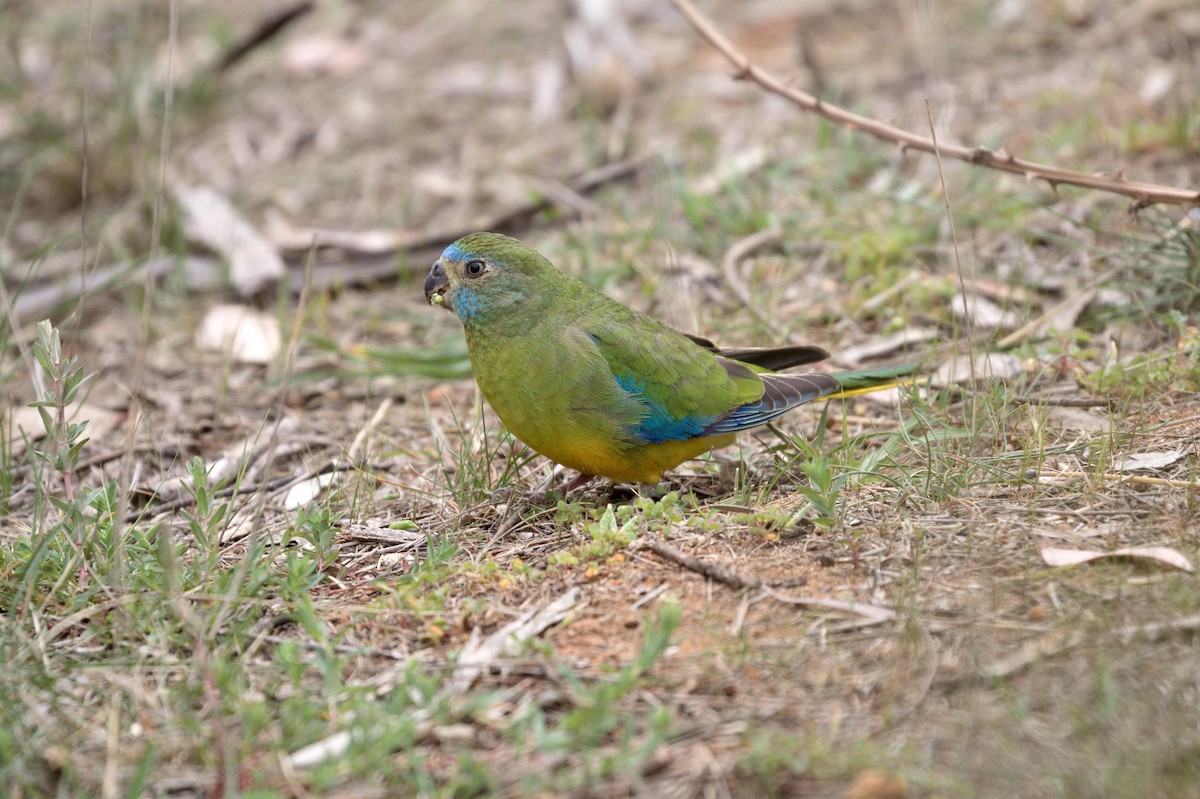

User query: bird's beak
[424,260,450,307]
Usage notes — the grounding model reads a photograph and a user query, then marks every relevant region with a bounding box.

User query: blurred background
[4,0,1197,334]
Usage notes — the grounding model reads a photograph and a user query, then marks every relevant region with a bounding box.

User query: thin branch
[640,538,761,590]
[13,156,660,323]
[216,1,315,73]
[670,0,1200,210]
[294,153,663,292]
[719,227,780,327]
[639,538,898,622]
[1012,396,1113,408]
[1037,469,1200,490]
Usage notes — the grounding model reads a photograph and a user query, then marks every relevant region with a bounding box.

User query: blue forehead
[441,242,466,261]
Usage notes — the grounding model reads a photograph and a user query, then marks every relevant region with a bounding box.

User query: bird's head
[425,232,557,328]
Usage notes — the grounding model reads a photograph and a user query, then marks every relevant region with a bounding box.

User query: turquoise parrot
[424,232,912,484]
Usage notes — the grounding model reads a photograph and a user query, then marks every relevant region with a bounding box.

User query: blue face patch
[454,286,481,324]
[615,374,714,443]
[441,242,465,261]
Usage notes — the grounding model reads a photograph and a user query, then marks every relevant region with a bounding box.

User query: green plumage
[424,232,913,483]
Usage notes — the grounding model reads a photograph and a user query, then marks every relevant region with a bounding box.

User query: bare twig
[632,581,671,610]
[670,0,1200,210]
[1012,396,1113,408]
[719,228,780,326]
[764,586,896,623]
[13,156,660,323]
[639,538,762,591]
[127,460,354,524]
[1036,469,1200,490]
[639,538,901,622]
[216,1,315,73]
[296,154,663,292]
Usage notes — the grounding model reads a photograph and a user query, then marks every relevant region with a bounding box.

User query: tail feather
[702,372,840,434]
[685,334,830,371]
[711,345,830,371]
[701,362,921,436]
[825,362,923,399]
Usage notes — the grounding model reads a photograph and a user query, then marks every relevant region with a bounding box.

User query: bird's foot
[530,471,608,503]
[563,472,599,493]
[598,480,675,504]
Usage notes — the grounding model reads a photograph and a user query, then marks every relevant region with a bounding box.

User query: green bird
[424,232,913,484]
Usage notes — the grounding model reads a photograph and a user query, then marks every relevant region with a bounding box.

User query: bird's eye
[465,259,486,276]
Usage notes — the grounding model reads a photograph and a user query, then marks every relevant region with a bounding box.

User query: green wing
[578,305,763,444]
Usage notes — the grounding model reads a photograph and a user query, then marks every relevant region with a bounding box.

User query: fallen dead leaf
[1041,546,1193,573]
[1114,449,1186,472]
[846,768,909,799]
[282,33,368,78]
[195,304,282,365]
[1044,405,1111,433]
[950,291,1020,330]
[930,352,1026,386]
[283,472,338,510]
[450,587,579,692]
[836,327,939,366]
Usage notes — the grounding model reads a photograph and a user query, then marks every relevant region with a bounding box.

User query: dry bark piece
[837,327,939,366]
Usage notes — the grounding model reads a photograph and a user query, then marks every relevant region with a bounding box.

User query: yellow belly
[519,424,736,484]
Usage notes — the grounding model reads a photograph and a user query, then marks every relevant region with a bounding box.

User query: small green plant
[794,454,841,529]
[179,455,228,580]
[29,319,89,523]
[548,503,640,569]
[1086,310,1200,397]
[777,415,854,531]
[294,504,341,575]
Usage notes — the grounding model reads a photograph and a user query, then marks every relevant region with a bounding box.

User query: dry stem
[670,0,1200,211]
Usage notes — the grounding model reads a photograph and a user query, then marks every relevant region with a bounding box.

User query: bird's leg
[636,481,674,500]
[563,472,599,493]
[531,465,568,495]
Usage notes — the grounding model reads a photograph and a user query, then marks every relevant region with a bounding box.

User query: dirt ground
[4,0,1200,797]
